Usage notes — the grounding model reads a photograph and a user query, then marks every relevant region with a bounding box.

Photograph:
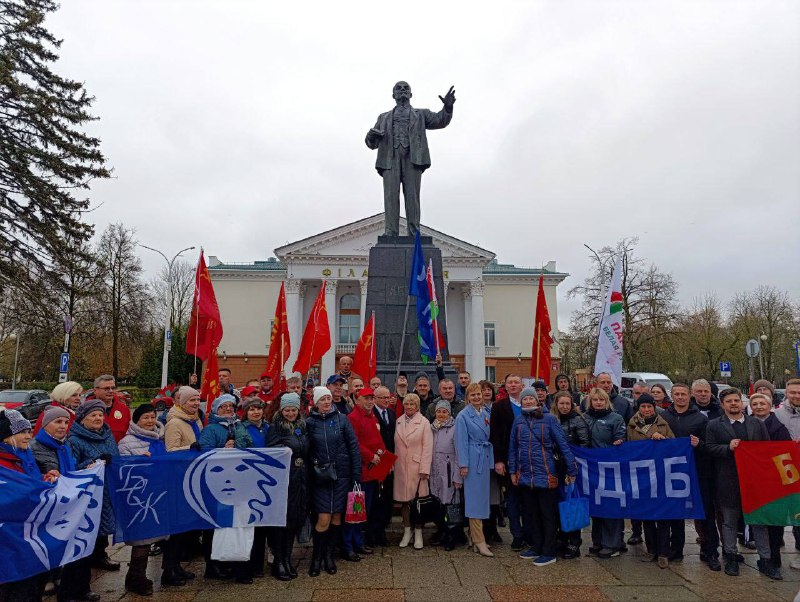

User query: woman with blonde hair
[33,381,83,433]
[394,393,433,549]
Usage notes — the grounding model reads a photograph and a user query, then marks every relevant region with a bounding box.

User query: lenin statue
[365,82,456,238]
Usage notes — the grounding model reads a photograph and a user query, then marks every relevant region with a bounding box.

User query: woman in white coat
[394,393,433,550]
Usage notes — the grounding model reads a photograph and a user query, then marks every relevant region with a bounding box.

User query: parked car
[0,389,51,420]
[621,372,674,393]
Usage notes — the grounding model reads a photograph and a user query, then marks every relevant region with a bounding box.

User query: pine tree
[0,0,110,291]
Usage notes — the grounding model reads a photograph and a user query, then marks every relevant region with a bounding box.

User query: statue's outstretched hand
[439,86,456,112]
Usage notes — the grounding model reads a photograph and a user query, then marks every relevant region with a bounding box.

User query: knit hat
[76,399,106,423]
[533,380,548,391]
[211,394,237,414]
[175,386,200,406]
[435,400,452,413]
[313,386,332,404]
[280,392,301,410]
[753,379,775,395]
[41,405,71,429]
[132,404,157,424]
[241,397,265,413]
[0,409,32,439]
[636,393,656,410]
[520,387,537,401]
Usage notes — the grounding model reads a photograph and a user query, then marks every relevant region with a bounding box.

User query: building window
[339,293,360,344]
[485,365,496,383]
[484,322,496,347]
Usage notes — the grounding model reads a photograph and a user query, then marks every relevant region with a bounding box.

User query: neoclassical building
[208,214,568,386]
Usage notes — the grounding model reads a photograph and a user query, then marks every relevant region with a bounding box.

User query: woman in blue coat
[455,383,495,557]
[508,387,577,567]
[581,387,626,559]
[305,386,360,577]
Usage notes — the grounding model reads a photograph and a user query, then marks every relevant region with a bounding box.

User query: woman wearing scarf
[33,380,82,433]
[164,386,204,452]
[0,409,52,601]
[582,387,626,559]
[429,399,462,551]
[626,393,675,568]
[119,404,191,594]
[508,387,577,567]
[240,396,270,578]
[266,393,310,581]
[66,399,121,601]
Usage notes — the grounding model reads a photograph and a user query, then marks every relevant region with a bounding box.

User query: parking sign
[719,361,731,378]
[59,352,70,373]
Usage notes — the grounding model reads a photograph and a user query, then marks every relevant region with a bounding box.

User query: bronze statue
[365,82,455,237]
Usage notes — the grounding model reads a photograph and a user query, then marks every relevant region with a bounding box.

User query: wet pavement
[87,522,800,602]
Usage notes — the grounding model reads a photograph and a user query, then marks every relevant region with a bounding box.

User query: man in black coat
[691,379,722,420]
[370,386,396,546]
[661,383,717,568]
[705,388,779,580]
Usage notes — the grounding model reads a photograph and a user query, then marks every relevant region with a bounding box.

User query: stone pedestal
[366,235,456,391]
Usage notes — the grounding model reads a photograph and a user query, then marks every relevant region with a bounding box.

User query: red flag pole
[370,310,376,378]
[535,322,541,380]
[191,249,203,375]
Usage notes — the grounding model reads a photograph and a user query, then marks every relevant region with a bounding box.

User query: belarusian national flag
[736,441,800,526]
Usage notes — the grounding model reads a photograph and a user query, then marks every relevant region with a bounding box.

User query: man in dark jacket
[424,378,465,421]
[661,383,717,568]
[371,386,396,546]
[705,388,779,580]
[691,379,722,420]
[595,373,633,424]
[554,373,581,406]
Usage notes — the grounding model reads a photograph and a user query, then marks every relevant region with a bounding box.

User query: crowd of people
[1,359,799,600]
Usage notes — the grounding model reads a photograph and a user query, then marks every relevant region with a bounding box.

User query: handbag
[313,416,338,484]
[210,527,255,562]
[298,516,313,544]
[444,488,464,526]
[558,482,590,533]
[540,423,559,489]
[409,479,441,525]
[345,483,367,523]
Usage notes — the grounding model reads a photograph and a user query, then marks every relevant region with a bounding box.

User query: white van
[621,372,674,392]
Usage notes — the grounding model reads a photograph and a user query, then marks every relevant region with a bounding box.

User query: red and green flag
[736,441,800,526]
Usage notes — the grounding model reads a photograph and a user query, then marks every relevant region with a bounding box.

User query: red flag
[352,311,377,381]
[264,282,291,383]
[186,251,223,361]
[292,281,331,375]
[531,273,554,384]
[201,347,221,418]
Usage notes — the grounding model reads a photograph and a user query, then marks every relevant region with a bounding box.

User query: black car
[0,389,51,421]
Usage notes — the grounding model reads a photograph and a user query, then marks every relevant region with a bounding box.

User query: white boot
[399,527,412,548]
[413,528,424,550]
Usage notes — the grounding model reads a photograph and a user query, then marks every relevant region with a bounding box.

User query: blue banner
[0,464,105,584]
[571,438,705,520]
[408,230,436,361]
[108,448,291,542]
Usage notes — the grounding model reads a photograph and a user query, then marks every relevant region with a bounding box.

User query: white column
[284,278,302,371]
[470,280,486,381]
[462,285,472,373]
[321,280,337,380]
[359,280,368,332]
[442,278,450,335]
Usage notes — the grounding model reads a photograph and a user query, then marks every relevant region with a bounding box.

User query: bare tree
[149,259,194,329]
[679,294,741,380]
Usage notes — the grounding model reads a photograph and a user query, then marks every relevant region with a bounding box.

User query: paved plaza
[91,522,800,602]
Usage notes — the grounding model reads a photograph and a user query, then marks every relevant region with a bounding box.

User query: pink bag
[345,483,367,523]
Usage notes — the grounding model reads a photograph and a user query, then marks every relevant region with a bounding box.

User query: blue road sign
[59,352,70,373]
[719,361,731,377]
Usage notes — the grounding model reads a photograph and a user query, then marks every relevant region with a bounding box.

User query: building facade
[207,214,568,386]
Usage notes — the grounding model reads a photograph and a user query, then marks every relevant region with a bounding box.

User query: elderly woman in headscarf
[305,386,360,577]
[164,386,204,452]
[266,392,310,581]
[429,400,462,551]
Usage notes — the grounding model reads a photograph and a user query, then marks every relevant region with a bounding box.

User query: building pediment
[274,213,495,267]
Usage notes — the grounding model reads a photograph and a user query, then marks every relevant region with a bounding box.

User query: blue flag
[570,438,705,520]
[108,448,291,542]
[408,231,437,361]
[0,464,105,584]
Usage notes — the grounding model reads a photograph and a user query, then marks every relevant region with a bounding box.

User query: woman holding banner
[306,386,360,577]
[626,394,675,569]
[267,392,310,581]
[582,387,626,559]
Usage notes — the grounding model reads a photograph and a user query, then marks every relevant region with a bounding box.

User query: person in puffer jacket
[508,387,576,568]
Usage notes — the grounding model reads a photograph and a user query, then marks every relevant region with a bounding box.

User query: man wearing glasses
[92,374,130,443]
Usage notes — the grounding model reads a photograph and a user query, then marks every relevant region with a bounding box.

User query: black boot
[323,527,338,575]
[308,530,324,577]
[283,532,297,579]
[442,528,455,552]
[270,541,291,582]
[125,545,154,596]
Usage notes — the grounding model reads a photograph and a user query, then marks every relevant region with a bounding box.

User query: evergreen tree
[0,0,110,292]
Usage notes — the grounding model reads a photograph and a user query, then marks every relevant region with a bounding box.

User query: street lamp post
[759,333,768,380]
[9,333,20,390]
[139,244,196,389]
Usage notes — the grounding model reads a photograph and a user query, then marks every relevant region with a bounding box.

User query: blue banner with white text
[571,438,705,520]
[108,448,291,543]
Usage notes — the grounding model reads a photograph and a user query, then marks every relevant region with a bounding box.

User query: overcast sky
[49,1,799,329]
